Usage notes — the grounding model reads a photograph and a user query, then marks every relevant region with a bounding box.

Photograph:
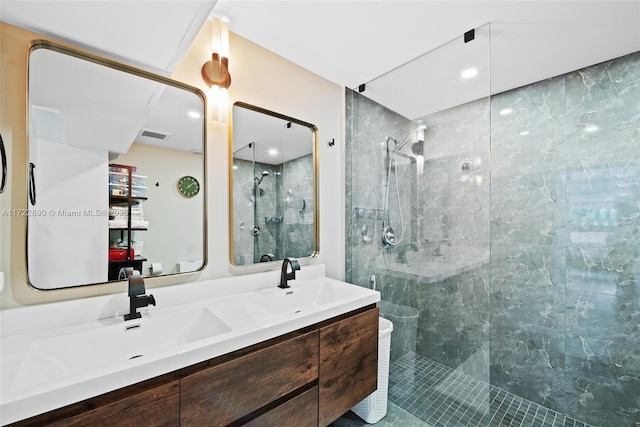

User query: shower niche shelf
[353,207,386,221]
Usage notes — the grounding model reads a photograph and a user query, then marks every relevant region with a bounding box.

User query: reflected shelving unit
[108,164,148,280]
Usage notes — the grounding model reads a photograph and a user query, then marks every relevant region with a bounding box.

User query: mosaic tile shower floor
[388,352,593,427]
[337,352,594,427]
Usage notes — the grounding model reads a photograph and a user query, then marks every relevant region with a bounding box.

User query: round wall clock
[177,175,200,198]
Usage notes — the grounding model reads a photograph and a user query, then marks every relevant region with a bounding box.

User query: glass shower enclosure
[346,21,640,427]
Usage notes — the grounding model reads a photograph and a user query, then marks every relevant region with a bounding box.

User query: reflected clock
[177,175,200,198]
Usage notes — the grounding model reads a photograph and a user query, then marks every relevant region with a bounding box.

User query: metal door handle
[0,133,6,194]
[28,162,36,205]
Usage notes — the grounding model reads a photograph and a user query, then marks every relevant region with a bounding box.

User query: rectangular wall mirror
[27,41,207,290]
[230,102,318,266]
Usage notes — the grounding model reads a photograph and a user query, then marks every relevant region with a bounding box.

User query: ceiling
[2,1,640,121]
[232,104,315,165]
[0,0,215,75]
[213,0,640,119]
[30,46,205,155]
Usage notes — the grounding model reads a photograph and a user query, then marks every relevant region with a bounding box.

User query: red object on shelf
[109,247,135,261]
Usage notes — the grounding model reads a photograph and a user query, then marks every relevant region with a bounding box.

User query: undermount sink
[11,307,231,389]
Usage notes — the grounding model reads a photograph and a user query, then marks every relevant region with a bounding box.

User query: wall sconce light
[202,17,231,123]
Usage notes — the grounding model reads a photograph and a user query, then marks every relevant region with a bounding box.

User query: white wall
[115,143,205,276]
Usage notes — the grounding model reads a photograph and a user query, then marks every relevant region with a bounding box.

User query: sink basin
[12,307,231,387]
[249,278,368,316]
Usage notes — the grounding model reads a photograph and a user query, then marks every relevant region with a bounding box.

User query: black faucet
[279,258,301,289]
[124,275,156,321]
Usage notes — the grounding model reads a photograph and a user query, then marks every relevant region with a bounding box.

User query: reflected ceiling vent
[141,129,168,139]
[136,128,173,145]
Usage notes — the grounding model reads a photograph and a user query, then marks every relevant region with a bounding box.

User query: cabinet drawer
[319,307,379,426]
[46,381,179,427]
[180,330,319,426]
[244,386,318,427]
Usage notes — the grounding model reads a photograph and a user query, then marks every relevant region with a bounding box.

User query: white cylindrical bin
[351,317,393,424]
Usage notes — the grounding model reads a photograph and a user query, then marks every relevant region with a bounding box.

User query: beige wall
[0,20,344,308]
[115,143,205,276]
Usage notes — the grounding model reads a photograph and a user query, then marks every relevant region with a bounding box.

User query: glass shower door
[345,23,492,425]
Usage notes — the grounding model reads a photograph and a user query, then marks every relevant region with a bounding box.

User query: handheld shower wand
[381,121,428,248]
[254,171,270,186]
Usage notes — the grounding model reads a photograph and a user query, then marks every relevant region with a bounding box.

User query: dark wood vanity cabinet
[244,386,319,427]
[8,305,378,427]
[16,381,180,427]
[180,330,319,426]
[319,308,379,426]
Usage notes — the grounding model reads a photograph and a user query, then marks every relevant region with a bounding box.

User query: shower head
[385,135,411,153]
[411,141,424,156]
[255,171,270,186]
[385,136,397,146]
[386,121,427,154]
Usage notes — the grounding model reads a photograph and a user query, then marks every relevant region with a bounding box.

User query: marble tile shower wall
[232,156,314,264]
[345,89,492,378]
[410,97,492,383]
[490,51,640,427]
[232,159,281,264]
[345,89,415,288]
[281,154,314,257]
[345,50,640,427]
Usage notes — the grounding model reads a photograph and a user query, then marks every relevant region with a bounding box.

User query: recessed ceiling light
[499,108,513,116]
[188,111,201,119]
[268,149,278,156]
[461,68,478,79]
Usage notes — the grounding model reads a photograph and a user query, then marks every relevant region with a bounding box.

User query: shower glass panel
[346,23,492,426]
[232,142,283,264]
[347,21,640,427]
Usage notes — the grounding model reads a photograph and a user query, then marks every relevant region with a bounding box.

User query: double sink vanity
[1,265,380,426]
[0,23,377,427]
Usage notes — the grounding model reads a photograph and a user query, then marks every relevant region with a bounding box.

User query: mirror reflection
[27,42,206,290]
[231,103,317,266]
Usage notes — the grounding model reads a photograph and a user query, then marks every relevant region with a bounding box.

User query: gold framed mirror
[26,40,207,290]
[229,102,318,266]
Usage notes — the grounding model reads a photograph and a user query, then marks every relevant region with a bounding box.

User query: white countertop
[0,265,379,425]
